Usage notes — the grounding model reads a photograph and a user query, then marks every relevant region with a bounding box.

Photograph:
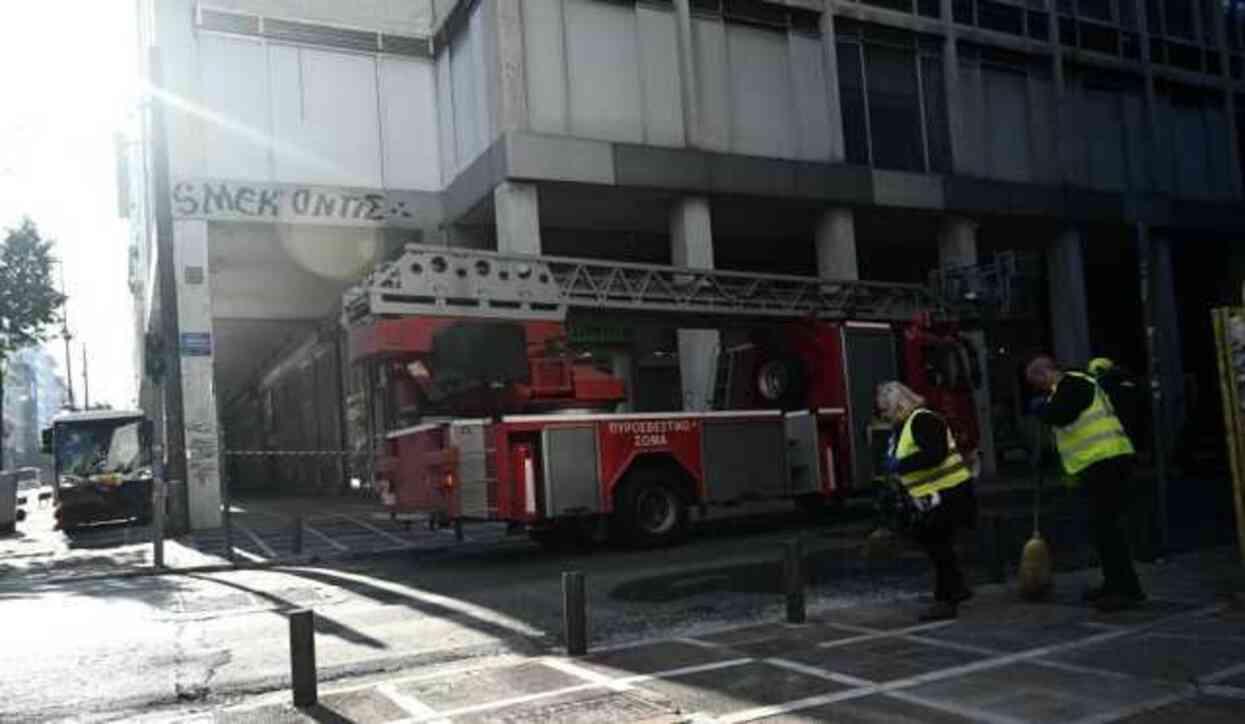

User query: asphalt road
[0,505,933,722]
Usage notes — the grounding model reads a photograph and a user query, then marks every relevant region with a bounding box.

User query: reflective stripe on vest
[1052,371,1135,475]
[896,409,972,498]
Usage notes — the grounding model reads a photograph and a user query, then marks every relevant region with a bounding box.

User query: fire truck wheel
[617,471,689,548]
[754,354,807,410]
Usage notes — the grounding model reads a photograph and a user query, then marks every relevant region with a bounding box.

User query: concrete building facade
[128,0,1245,529]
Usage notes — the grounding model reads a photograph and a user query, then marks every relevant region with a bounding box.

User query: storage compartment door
[785,411,821,495]
[541,426,602,516]
[843,324,897,487]
[702,418,787,501]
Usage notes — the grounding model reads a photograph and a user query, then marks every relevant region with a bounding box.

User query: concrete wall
[439,0,495,180]
[195,33,441,190]
[520,0,832,160]
[202,0,438,36]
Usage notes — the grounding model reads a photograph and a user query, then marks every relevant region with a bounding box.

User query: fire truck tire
[754,353,807,411]
[616,470,690,548]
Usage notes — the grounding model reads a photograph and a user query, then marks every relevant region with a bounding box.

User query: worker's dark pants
[913,482,977,602]
[1080,457,1145,597]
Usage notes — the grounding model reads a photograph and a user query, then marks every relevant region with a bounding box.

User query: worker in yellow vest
[1026,355,1146,612]
[877,382,977,621]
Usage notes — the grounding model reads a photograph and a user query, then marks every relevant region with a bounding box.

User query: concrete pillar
[491,0,528,134]
[819,9,846,161]
[815,208,859,279]
[938,216,978,269]
[174,219,222,530]
[1047,230,1092,368]
[935,217,996,478]
[673,0,702,148]
[939,0,964,171]
[494,181,541,255]
[671,197,718,411]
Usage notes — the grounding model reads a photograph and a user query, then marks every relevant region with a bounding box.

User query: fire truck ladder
[344,244,948,325]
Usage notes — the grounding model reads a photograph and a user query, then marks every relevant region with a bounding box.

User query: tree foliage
[1,218,65,469]
[1,218,64,357]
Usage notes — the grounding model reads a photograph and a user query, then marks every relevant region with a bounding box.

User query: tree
[0,218,65,470]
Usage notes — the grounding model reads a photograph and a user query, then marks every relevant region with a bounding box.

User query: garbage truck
[41,409,154,529]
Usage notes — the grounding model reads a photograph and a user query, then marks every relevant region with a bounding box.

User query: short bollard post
[152,478,166,569]
[562,571,588,656]
[291,515,304,555]
[988,515,1007,584]
[289,609,317,708]
[784,539,806,624]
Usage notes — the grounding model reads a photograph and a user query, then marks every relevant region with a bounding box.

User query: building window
[836,22,951,173]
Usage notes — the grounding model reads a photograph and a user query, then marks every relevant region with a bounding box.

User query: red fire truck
[344,245,980,547]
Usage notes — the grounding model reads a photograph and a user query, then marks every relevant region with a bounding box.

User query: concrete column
[935,217,996,478]
[673,0,702,148]
[491,0,528,134]
[1210,0,1245,197]
[671,197,718,411]
[174,219,222,530]
[1047,230,1092,368]
[938,216,978,269]
[939,0,964,171]
[819,8,846,161]
[494,181,541,255]
[815,208,859,279]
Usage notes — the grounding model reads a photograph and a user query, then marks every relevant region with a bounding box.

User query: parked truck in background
[41,410,154,530]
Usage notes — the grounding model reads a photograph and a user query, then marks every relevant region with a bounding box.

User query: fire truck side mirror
[41,428,53,455]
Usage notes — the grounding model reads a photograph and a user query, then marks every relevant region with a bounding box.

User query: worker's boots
[1082,584,1147,612]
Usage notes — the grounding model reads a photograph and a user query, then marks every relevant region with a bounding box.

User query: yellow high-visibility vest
[896,409,972,498]
[1051,371,1135,475]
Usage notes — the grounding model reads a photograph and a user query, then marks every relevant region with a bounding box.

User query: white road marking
[885,689,1029,724]
[1202,660,1245,684]
[763,657,874,687]
[1064,689,1197,724]
[1201,684,1245,699]
[341,514,412,547]
[541,656,634,691]
[234,525,276,559]
[396,683,600,723]
[303,522,349,552]
[376,682,450,723]
[617,658,754,685]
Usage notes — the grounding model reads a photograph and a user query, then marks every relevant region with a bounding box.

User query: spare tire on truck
[614,464,690,548]
[753,351,807,411]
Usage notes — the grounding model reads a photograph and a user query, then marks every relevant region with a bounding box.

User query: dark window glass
[1237,94,1245,187]
[1080,22,1120,53]
[979,0,1026,35]
[1058,0,1075,14]
[921,55,952,172]
[953,0,974,24]
[1118,0,1137,28]
[1232,54,1243,79]
[1167,41,1203,70]
[865,43,926,172]
[1206,51,1221,75]
[1146,0,1162,33]
[790,8,822,34]
[837,41,872,165]
[1122,32,1141,58]
[861,0,914,13]
[918,0,942,18]
[1027,11,1050,39]
[1060,16,1077,44]
[1165,0,1194,39]
[1077,0,1111,21]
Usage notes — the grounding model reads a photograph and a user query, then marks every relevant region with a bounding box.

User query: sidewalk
[165,548,1245,724]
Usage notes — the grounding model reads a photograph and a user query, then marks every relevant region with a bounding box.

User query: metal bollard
[152,478,166,569]
[783,539,806,624]
[562,571,588,656]
[291,515,304,555]
[289,609,318,707]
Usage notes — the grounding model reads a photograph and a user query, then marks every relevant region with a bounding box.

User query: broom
[1018,422,1054,600]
